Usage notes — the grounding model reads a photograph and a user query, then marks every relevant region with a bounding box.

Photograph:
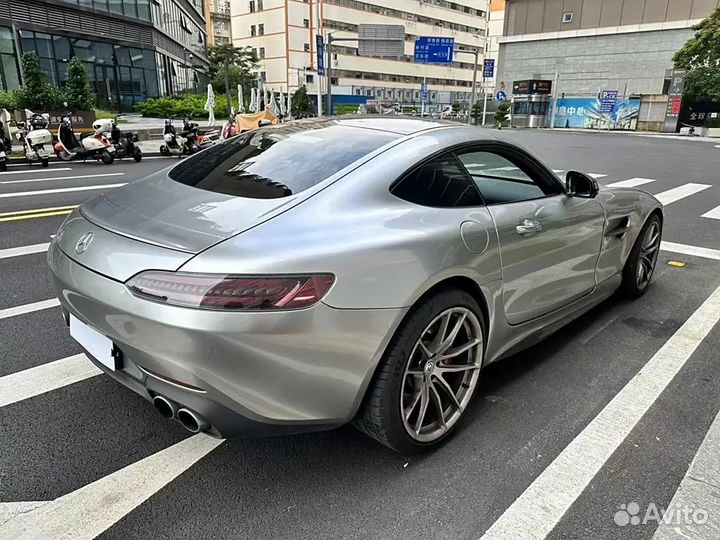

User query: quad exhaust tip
[177,408,209,433]
[153,395,178,419]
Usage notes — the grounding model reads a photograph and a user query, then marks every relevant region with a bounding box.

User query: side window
[391,154,483,208]
[456,150,547,205]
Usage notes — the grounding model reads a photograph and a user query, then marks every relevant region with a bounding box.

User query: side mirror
[566,171,599,198]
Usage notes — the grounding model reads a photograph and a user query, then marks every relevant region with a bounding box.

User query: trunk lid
[82,170,300,254]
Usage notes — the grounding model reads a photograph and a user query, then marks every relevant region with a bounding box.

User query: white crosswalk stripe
[701,205,720,220]
[0,354,101,408]
[653,183,711,205]
[0,167,72,176]
[606,177,656,188]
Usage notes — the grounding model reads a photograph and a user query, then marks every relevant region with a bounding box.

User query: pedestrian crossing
[1,163,719,539]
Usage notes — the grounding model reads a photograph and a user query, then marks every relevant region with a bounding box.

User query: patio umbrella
[287,91,292,118]
[237,85,246,114]
[279,91,287,117]
[204,83,216,126]
[249,88,257,113]
[269,91,281,117]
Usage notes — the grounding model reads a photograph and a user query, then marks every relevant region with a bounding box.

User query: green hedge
[0,90,17,111]
[135,94,233,118]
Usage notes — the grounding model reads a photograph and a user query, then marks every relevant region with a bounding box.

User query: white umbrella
[266,89,272,111]
[270,91,281,117]
[287,91,292,118]
[204,83,216,126]
[237,85,245,114]
[249,88,256,113]
[279,91,287,117]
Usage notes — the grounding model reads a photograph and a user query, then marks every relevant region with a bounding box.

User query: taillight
[126,271,335,311]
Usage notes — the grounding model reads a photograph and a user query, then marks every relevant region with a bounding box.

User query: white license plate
[69,315,118,371]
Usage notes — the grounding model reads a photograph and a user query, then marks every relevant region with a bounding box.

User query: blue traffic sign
[599,90,618,114]
[316,34,325,75]
[483,59,495,78]
[414,37,454,64]
[495,91,507,101]
[420,83,428,101]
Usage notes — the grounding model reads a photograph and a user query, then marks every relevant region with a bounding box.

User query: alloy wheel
[637,221,661,289]
[400,307,483,443]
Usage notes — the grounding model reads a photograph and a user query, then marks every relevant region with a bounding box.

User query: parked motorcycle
[160,117,194,157]
[15,112,52,167]
[55,113,115,164]
[0,108,12,171]
[110,118,142,162]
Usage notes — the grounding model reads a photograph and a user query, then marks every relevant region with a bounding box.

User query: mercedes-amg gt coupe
[48,117,663,453]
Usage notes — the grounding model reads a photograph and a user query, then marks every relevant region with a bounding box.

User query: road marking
[652,407,720,540]
[588,173,606,179]
[606,177,656,188]
[7,161,72,167]
[0,205,77,222]
[480,282,720,540]
[0,502,47,524]
[661,241,720,261]
[0,242,49,260]
[0,299,60,320]
[701,205,720,220]
[654,183,711,206]
[0,167,72,176]
[0,354,101,408]
[0,183,126,199]
[0,435,224,538]
[0,172,124,185]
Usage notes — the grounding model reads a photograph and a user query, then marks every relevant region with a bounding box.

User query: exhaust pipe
[177,408,209,433]
[153,395,178,419]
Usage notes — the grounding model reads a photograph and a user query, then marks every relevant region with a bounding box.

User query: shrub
[0,90,17,111]
[135,93,230,119]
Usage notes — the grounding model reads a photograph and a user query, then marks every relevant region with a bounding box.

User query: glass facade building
[1,0,209,111]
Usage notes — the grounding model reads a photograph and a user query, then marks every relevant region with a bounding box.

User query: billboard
[553,97,640,130]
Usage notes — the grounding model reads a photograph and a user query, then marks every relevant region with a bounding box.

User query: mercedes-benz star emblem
[75,232,94,254]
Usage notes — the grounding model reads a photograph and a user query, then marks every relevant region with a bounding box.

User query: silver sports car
[48,117,663,453]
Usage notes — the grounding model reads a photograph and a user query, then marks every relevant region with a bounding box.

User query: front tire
[133,147,142,162]
[41,158,49,168]
[354,289,486,453]
[619,214,662,298]
[0,160,6,172]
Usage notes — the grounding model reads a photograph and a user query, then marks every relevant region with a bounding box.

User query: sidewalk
[538,127,720,144]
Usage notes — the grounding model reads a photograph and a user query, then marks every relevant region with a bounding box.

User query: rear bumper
[48,241,407,438]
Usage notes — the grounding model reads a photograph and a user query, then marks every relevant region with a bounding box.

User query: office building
[206,0,232,45]
[231,0,490,111]
[0,0,209,110]
[497,0,720,96]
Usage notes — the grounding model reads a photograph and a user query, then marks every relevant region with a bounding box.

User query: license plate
[69,315,119,371]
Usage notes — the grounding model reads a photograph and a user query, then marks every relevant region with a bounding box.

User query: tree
[673,6,720,102]
[291,85,314,118]
[494,102,510,129]
[63,57,95,110]
[15,52,64,111]
[471,102,483,125]
[207,44,258,115]
[451,101,461,114]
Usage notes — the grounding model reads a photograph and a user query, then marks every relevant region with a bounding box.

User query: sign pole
[421,76,426,118]
[326,35,333,116]
[315,0,323,117]
[468,47,479,126]
[549,70,559,129]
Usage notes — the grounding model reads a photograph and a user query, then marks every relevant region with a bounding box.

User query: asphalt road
[1,131,719,540]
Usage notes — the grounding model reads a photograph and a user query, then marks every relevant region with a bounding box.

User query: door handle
[515,219,543,235]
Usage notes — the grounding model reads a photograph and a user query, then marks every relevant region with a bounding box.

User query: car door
[455,145,605,325]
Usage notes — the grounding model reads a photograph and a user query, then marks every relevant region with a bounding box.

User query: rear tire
[101,150,114,165]
[619,214,662,298]
[133,148,142,162]
[41,158,49,168]
[0,160,6,171]
[354,289,486,454]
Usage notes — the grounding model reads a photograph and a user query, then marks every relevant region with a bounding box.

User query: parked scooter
[0,108,12,171]
[110,118,142,162]
[55,113,115,164]
[160,117,199,157]
[15,112,53,167]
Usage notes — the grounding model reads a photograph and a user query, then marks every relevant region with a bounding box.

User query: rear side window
[169,121,398,199]
[391,154,483,208]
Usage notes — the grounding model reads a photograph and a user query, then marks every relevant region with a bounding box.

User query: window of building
[306,74,314,83]
[258,0,263,9]
[259,47,265,59]
[258,24,265,36]
[250,25,256,36]
[249,0,255,12]
[330,76,338,85]
[260,71,266,82]
[303,18,310,28]
[455,150,547,205]
[303,43,310,52]
[562,11,574,23]
[391,154,482,208]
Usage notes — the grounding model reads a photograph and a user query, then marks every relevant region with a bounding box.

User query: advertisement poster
[553,97,640,130]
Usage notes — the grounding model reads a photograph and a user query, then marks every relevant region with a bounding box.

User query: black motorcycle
[181,117,202,153]
[110,119,142,162]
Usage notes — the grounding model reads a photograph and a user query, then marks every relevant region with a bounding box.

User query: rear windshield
[168,120,399,199]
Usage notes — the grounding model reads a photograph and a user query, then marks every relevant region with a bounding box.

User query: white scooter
[55,113,115,164]
[159,117,193,157]
[0,108,12,171]
[15,112,53,167]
